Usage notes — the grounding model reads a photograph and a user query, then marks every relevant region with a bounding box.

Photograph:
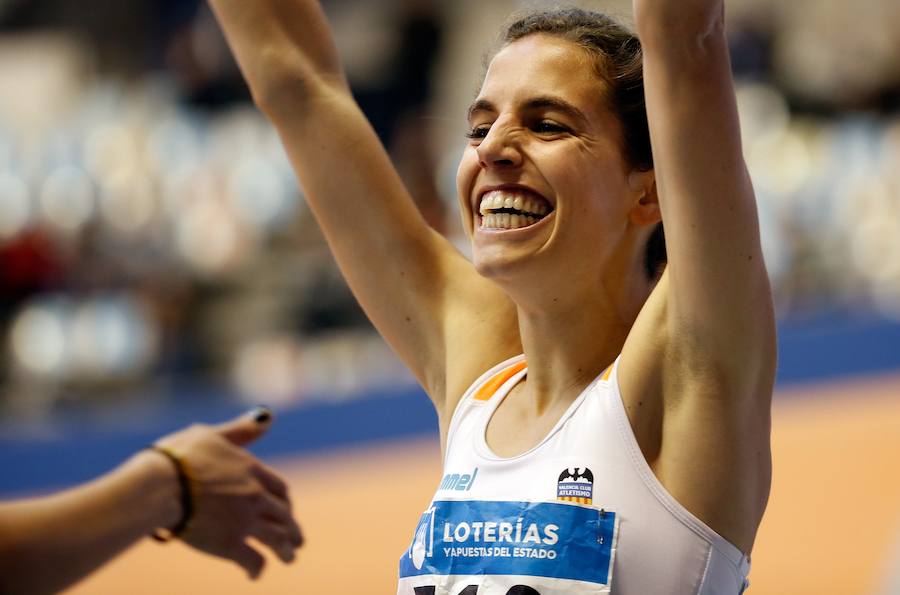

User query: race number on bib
[398,500,617,594]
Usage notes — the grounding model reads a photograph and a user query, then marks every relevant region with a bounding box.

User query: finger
[215,407,273,446]
[230,541,265,580]
[253,462,290,502]
[256,491,304,547]
[251,521,298,563]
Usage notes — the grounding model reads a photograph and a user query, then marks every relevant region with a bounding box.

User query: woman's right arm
[206,0,520,408]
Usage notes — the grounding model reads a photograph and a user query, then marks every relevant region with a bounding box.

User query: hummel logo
[438,468,478,491]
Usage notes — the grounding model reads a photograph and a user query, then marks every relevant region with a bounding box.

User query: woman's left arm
[633,0,775,396]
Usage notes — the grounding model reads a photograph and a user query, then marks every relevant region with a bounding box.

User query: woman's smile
[476,186,553,231]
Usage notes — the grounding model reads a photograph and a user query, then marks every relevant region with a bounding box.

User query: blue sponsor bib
[399,500,617,590]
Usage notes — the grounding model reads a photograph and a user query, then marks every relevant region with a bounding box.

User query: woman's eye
[534,121,568,134]
[465,125,490,140]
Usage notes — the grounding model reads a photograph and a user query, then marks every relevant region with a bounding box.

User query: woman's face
[456,34,648,285]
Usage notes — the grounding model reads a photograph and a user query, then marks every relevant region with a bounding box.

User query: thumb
[216,407,273,446]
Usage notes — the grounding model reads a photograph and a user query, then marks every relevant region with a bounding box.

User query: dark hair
[500,8,666,280]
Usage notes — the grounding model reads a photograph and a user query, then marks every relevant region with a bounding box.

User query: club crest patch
[556,467,593,505]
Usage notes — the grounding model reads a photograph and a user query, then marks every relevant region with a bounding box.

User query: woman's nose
[476,124,523,169]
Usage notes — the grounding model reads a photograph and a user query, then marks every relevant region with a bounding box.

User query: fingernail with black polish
[252,406,272,424]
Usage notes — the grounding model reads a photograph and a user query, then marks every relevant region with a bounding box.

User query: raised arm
[205,0,519,408]
[613,0,776,554]
[631,0,775,395]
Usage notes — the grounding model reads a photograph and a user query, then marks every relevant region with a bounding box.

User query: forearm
[634,0,751,242]
[206,0,349,114]
[639,15,748,227]
[0,451,178,595]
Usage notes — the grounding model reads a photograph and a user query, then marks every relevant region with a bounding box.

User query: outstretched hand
[154,409,303,579]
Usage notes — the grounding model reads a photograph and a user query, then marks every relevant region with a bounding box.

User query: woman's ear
[627,169,661,227]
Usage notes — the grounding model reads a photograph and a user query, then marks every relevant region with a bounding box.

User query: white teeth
[480,211,544,230]
[477,189,553,230]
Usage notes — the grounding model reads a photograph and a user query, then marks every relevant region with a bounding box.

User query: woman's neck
[514,296,629,414]
[509,255,652,413]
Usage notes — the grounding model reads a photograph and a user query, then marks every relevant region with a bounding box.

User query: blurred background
[0,0,898,593]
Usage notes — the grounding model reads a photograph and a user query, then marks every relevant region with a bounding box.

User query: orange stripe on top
[601,363,614,382]
[473,360,527,401]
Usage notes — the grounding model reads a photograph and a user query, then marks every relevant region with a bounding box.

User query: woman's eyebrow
[466,98,495,122]
[466,96,588,125]
[523,97,588,125]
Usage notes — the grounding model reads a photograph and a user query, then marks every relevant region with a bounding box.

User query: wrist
[131,449,183,532]
[635,4,725,49]
[145,445,198,541]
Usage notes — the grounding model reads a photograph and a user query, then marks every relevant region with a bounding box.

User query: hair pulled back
[500,8,666,280]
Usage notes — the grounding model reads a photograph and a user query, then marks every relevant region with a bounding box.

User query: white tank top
[398,355,751,595]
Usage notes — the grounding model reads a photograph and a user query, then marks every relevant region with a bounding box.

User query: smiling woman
[457,33,657,296]
[477,11,667,282]
[206,1,774,593]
